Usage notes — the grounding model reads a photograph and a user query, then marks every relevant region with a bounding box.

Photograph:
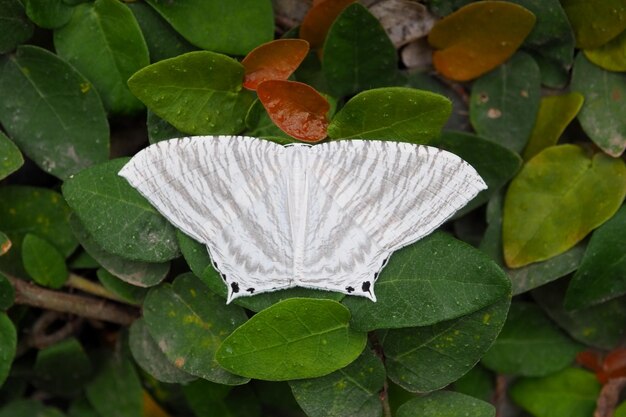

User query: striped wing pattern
[119,136,486,302]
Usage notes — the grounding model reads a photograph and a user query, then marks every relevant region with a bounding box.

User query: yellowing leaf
[503,145,626,268]
[561,0,626,49]
[584,30,626,72]
[428,1,536,81]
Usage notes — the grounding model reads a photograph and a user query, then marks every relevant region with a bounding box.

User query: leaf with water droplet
[242,39,309,90]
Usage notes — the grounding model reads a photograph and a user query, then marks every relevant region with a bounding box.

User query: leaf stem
[381,378,392,417]
[66,273,129,304]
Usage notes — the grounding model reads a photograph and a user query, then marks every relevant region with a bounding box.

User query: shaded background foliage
[0,0,625,417]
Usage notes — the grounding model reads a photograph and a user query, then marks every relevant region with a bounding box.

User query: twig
[66,273,130,304]
[16,312,84,356]
[380,378,392,417]
[493,374,508,417]
[595,377,626,417]
[6,275,138,326]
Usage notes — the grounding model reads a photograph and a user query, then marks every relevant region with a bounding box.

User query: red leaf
[242,39,310,91]
[577,350,604,372]
[257,80,329,142]
[300,0,356,49]
[604,348,626,380]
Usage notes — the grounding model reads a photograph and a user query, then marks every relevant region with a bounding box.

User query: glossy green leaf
[128,51,254,135]
[69,215,169,287]
[289,348,386,417]
[96,269,146,305]
[585,30,626,72]
[0,186,77,276]
[396,391,495,417]
[470,52,541,153]
[0,131,23,180]
[143,273,249,385]
[63,158,180,263]
[0,45,109,179]
[177,231,342,312]
[509,243,586,295]
[523,92,584,160]
[183,380,261,417]
[328,87,451,143]
[54,0,148,114]
[0,0,33,53]
[0,274,14,310]
[85,353,142,417]
[381,297,509,393]
[510,367,600,417]
[565,205,626,309]
[322,3,397,97]
[127,2,195,63]
[0,400,65,417]
[482,302,581,376]
[533,279,626,350]
[22,234,68,289]
[144,0,273,55]
[25,0,73,29]
[129,318,196,384]
[503,145,626,267]
[561,0,626,49]
[434,131,522,216]
[146,110,185,144]
[343,232,511,332]
[34,338,92,396]
[0,313,16,387]
[571,53,626,157]
[216,298,367,381]
[453,364,494,402]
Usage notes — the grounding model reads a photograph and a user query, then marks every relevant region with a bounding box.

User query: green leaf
[177,231,342,313]
[322,3,397,97]
[482,302,581,376]
[22,234,68,289]
[0,186,77,277]
[0,131,23,180]
[381,297,509,393]
[62,158,180,263]
[0,400,65,417]
[0,273,14,310]
[25,0,73,29]
[510,368,600,417]
[565,205,626,309]
[128,51,254,135]
[0,313,16,387]
[327,87,451,143]
[522,92,584,160]
[67,398,98,417]
[68,250,99,269]
[434,131,522,216]
[127,2,195,63]
[69,215,169,287]
[33,338,92,397]
[0,0,33,53]
[453,364,494,402]
[533,279,626,350]
[85,353,142,417]
[54,0,149,114]
[469,52,541,153]
[561,0,626,49]
[216,298,367,381]
[96,269,146,305]
[143,273,249,385]
[509,243,586,295]
[129,318,196,384]
[0,231,10,256]
[585,30,626,72]
[343,232,511,332]
[289,348,386,417]
[183,380,261,417]
[503,145,626,267]
[144,0,273,55]
[0,45,109,179]
[146,110,186,144]
[396,391,495,417]
[572,54,626,157]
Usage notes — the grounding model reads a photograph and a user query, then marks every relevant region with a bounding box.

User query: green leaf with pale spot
[22,234,68,289]
[561,0,626,49]
[343,232,511,332]
[380,297,509,393]
[327,87,451,144]
[128,51,255,135]
[25,0,73,29]
[0,131,23,180]
[482,302,581,376]
[63,158,180,263]
[0,312,16,387]
[289,348,386,417]
[54,0,149,114]
[0,400,65,417]
[143,273,249,385]
[510,368,600,417]
[216,298,367,381]
[503,145,626,267]
[0,0,33,53]
[396,391,495,417]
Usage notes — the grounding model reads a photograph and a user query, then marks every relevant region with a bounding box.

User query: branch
[595,377,626,417]
[66,273,131,304]
[7,275,139,326]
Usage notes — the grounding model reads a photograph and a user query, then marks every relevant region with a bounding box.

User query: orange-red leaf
[428,1,535,81]
[604,348,626,380]
[257,80,329,142]
[300,0,356,49]
[242,39,310,90]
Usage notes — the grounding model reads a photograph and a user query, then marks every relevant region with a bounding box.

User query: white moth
[119,136,486,303]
